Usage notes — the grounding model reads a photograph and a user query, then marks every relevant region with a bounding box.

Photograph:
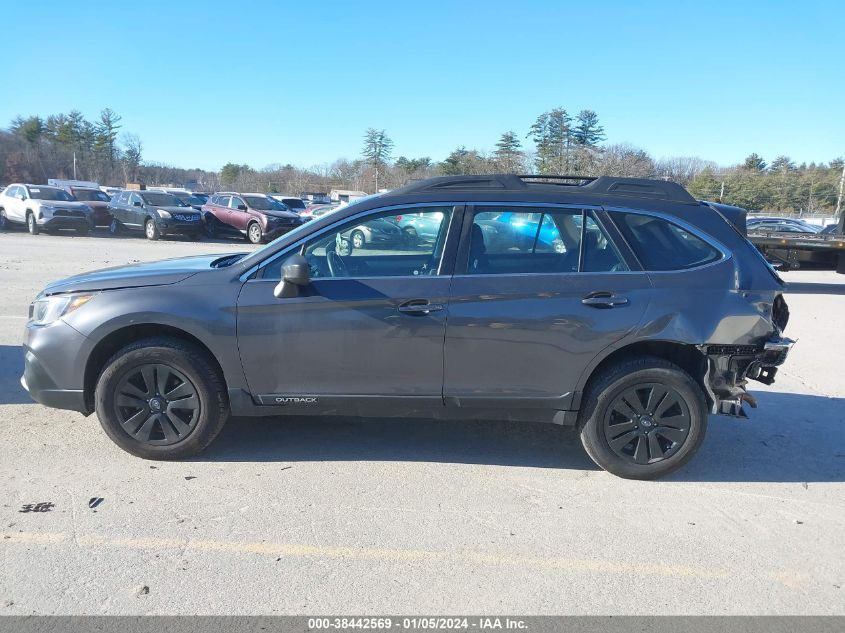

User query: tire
[205,217,218,238]
[187,231,202,241]
[145,218,161,241]
[27,212,39,235]
[578,357,708,480]
[109,218,122,235]
[246,221,263,244]
[94,337,230,460]
[0,209,8,231]
[351,230,366,249]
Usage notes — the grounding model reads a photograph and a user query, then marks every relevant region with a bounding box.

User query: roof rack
[517,174,597,186]
[394,174,697,204]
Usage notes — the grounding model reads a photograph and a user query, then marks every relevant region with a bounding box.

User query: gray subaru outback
[21,175,793,479]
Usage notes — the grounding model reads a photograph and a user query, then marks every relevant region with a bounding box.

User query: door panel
[236,204,462,413]
[444,272,651,409]
[236,276,451,409]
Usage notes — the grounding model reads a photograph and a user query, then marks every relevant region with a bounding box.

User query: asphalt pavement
[1,231,843,614]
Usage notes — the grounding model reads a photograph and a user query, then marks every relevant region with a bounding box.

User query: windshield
[244,195,286,211]
[141,192,186,206]
[30,187,74,202]
[281,198,306,210]
[73,189,110,202]
[173,193,205,206]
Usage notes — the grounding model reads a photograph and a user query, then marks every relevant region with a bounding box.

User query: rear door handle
[581,292,629,308]
[397,300,445,315]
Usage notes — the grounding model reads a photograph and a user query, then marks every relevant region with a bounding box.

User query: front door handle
[581,292,629,308]
[397,300,445,315]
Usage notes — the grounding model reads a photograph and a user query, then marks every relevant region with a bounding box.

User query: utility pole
[835,161,845,219]
[719,181,725,203]
[73,152,77,179]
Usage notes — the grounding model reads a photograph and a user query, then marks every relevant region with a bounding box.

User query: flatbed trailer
[747,215,845,273]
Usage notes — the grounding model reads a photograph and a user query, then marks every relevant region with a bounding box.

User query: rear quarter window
[613,212,722,271]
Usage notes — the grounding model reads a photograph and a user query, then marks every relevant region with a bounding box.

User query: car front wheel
[246,221,263,244]
[27,212,39,235]
[578,357,707,480]
[145,218,161,240]
[95,337,230,459]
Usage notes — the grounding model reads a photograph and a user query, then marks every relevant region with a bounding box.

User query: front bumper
[158,217,204,235]
[21,319,92,415]
[40,215,92,230]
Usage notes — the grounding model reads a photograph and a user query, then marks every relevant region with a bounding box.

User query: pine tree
[528,108,573,174]
[494,131,523,173]
[362,128,394,191]
[743,153,766,171]
[572,110,605,146]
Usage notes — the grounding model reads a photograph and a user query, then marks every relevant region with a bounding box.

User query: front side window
[467,208,626,275]
[261,206,453,280]
[613,212,722,271]
[230,197,246,209]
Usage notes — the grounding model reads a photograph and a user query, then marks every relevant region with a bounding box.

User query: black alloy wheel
[602,383,691,465]
[113,363,201,445]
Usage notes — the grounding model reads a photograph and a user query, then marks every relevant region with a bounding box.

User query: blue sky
[2,0,842,171]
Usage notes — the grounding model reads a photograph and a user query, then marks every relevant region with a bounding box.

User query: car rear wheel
[351,230,366,249]
[145,218,160,240]
[94,337,230,460]
[246,221,263,244]
[578,357,707,480]
[109,218,122,235]
[0,209,8,231]
[27,212,39,235]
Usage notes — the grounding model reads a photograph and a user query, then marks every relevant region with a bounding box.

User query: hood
[41,253,234,295]
[262,209,301,220]
[37,200,90,211]
[151,205,201,214]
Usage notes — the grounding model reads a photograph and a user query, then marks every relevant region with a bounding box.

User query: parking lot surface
[1,231,843,614]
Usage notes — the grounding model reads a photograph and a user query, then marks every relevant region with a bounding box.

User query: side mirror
[16,194,25,201]
[133,201,142,207]
[273,254,310,299]
[237,204,248,211]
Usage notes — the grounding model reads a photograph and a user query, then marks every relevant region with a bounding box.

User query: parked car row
[0,183,319,244]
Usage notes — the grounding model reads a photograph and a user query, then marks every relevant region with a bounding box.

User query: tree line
[1,108,842,215]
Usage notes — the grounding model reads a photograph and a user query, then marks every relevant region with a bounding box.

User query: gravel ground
[0,230,843,615]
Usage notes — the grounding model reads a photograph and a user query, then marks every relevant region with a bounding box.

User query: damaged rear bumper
[700,337,795,418]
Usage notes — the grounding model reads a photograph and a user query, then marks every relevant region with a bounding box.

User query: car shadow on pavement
[0,345,30,405]
[200,390,844,482]
[671,391,845,483]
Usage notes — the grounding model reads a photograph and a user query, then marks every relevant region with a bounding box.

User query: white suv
[0,183,95,235]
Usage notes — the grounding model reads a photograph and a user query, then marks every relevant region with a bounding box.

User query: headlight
[40,205,56,215]
[29,294,94,326]
[157,209,172,219]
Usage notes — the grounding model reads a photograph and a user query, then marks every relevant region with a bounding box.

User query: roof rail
[393,174,698,204]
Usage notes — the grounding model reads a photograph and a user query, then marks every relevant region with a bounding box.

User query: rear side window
[467,208,627,275]
[613,212,722,271]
